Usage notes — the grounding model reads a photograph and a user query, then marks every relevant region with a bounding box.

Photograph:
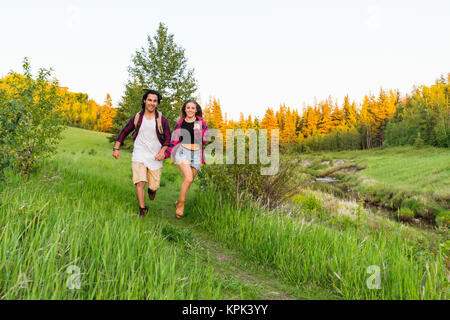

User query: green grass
[2,127,448,299]
[0,126,336,299]
[187,188,449,299]
[0,128,224,299]
[291,146,450,220]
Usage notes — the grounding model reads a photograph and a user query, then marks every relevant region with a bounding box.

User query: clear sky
[1,0,449,119]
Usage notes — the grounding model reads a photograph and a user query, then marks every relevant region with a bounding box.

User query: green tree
[107,80,143,148]
[127,23,197,124]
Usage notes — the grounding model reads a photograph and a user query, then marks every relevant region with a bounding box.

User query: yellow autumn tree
[260,107,278,140]
[301,106,320,137]
[342,95,358,127]
[282,107,297,143]
[95,93,117,132]
[203,101,213,127]
[209,97,224,131]
[318,99,333,134]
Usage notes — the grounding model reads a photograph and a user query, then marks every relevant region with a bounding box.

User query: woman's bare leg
[191,167,198,181]
[178,163,194,201]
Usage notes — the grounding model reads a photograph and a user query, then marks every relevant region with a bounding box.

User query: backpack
[134,111,164,135]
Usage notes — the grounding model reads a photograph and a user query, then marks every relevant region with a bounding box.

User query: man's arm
[113,141,121,159]
[112,116,135,159]
[115,116,136,145]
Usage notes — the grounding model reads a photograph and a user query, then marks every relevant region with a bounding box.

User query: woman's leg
[191,167,198,181]
[178,163,194,201]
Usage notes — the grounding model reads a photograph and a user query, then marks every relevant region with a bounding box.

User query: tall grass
[0,127,223,299]
[187,189,449,299]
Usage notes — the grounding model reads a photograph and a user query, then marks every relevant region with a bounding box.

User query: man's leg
[135,181,146,208]
[132,162,148,217]
[147,168,162,200]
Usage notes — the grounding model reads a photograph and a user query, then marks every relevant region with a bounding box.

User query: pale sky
[1,0,449,120]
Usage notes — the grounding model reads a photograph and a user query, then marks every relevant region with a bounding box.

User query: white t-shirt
[132,116,163,170]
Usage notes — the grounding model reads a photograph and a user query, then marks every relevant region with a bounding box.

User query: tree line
[0,74,117,133]
[202,74,449,151]
[58,90,117,133]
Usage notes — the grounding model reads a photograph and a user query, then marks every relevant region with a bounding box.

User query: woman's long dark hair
[181,99,202,118]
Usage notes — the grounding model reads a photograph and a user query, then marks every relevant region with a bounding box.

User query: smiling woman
[165,99,209,219]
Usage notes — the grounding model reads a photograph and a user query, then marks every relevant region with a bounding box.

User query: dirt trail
[161,213,299,300]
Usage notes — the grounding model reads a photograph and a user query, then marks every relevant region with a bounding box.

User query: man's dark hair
[142,89,162,109]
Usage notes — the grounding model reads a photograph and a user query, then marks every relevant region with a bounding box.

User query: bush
[0,100,30,180]
[197,160,303,209]
[292,194,322,212]
[0,58,64,175]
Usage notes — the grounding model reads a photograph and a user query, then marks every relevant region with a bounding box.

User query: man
[112,89,171,218]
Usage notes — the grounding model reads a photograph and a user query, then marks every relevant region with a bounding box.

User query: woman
[164,99,208,219]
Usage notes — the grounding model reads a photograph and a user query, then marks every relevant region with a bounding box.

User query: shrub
[0,58,64,175]
[197,160,303,209]
[292,194,322,212]
[0,100,30,180]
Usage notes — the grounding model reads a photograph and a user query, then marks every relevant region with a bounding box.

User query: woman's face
[185,102,197,118]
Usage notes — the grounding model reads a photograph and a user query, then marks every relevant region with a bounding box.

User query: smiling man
[112,89,171,218]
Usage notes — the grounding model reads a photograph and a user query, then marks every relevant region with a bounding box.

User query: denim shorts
[175,145,201,171]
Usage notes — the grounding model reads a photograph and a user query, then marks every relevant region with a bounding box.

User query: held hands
[155,151,165,161]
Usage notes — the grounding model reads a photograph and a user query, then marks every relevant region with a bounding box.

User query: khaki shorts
[132,162,162,191]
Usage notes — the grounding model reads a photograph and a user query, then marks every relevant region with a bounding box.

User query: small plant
[356,197,365,227]
[293,194,323,212]
[435,211,450,228]
[397,208,414,222]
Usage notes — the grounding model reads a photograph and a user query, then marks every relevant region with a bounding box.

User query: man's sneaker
[148,189,157,201]
[139,206,148,218]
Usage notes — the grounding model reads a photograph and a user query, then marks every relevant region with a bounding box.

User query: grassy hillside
[1,127,447,299]
[0,127,333,299]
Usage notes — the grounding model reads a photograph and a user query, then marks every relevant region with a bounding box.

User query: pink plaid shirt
[164,116,209,164]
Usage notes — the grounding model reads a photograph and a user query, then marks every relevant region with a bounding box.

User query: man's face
[144,94,158,112]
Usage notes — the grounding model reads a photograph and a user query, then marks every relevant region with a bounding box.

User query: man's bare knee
[136,181,146,189]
